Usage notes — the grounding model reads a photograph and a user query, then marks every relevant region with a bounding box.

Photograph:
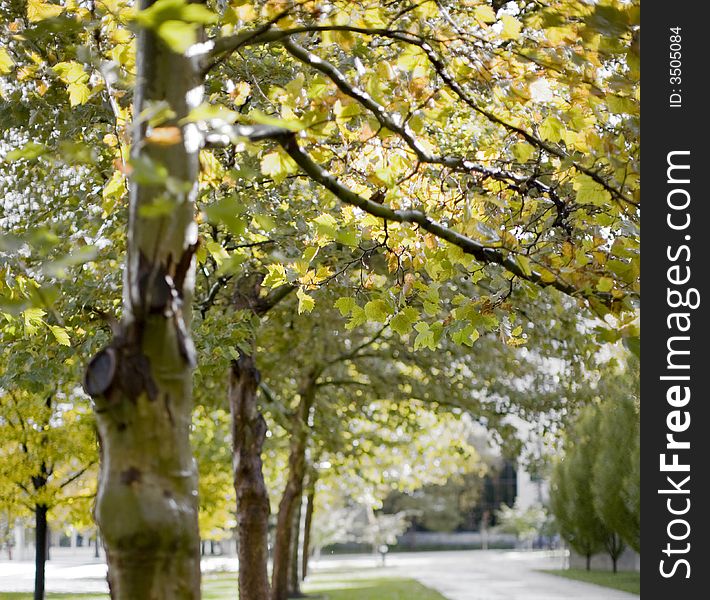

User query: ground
[543,569,640,595]
[0,550,640,599]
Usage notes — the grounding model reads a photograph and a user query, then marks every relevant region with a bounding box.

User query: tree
[0,382,97,600]
[550,406,609,571]
[495,501,547,549]
[550,370,639,573]
[78,2,206,595]
[592,361,640,557]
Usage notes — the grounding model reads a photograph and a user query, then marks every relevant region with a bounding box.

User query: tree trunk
[612,556,617,574]
[84,4,203,598]
[288,496,303,597]
[230,354,271,600]
[271,379,316,600]
[301,487,316,580]
[34,504,48,600]
[585,553,591,571]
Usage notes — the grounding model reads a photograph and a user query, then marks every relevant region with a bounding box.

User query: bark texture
[84,4,203,598]
[271,379,316,600]
[230,354,271,600]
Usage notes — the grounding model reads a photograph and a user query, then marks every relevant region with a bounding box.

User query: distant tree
[495,501,547,549]
[0,385,97,600]
[592,362,640,556]
[550,406,610,571]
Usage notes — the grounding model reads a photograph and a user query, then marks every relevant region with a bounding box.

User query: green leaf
[52,61,91,106]
[27,0,63,22]
[67,82,91,106]
[364,299,390,323]
[134,0,217,28]
[596,277,614,292]
[246,109,303,131]
[5,142,48,162]
[514,254,532,277]
[624,336,640,359]
[413,322,436,351]
[157,21,198,54]
[102,170,126,214]
[500,15,522,40]
[511,142,534,163]
[313,213,339,241]
[204,195,246,236]
[23,307,46,335]
[303,246,319,264]
[253,213,276,232]
[138,196,175,218]
[182,102,238,125]
[474,5,497,23]
[451,324,480,347]
[52,61,88,83]
[390,307,418,336]
[346,306,367,330]
[334,297,356,316]
[42,246,98,278]
[539,116,563,142]
[573,174,612,206]
[129,156,169,186]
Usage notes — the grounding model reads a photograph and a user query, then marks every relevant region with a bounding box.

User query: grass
[543,568,640,595]
[304,576,445,599]
[0,573,446,600]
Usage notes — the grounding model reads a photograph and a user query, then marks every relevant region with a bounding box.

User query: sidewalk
[0,550,639,599]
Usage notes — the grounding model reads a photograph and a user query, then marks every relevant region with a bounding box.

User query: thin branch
[315,379,369,388]
[59,463,96,489]
[325,324,389,367]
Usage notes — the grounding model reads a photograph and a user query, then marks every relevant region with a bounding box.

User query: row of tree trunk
[231,354,319,600]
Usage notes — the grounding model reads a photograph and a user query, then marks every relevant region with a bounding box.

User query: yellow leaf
[296,287,315,314]
[68,82,91,106]
[0,47,14,75]
[474,5,496,23]
[27,0,63,22]
[500,15,522,40]
[49,325,71,346]
[596,277,614,293]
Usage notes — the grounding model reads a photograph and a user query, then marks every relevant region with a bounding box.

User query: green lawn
[543,569,640,595]
[0,573,446,600]
[303,576,445,599]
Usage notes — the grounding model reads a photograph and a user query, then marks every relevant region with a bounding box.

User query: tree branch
[210,124,616,307]
[325,324,389,367]
[59,463,96,489]
[280,37,572,217]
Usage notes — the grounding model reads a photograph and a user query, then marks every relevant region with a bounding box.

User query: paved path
[364,550,638,600]
[0,550,638,599]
